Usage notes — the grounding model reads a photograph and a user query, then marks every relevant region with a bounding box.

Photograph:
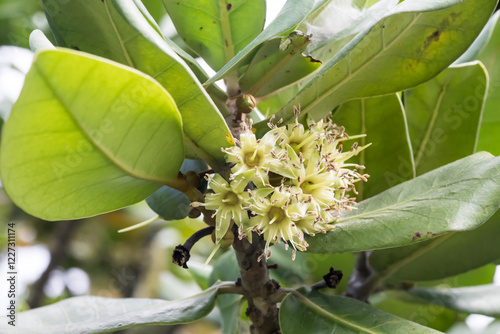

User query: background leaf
[305,0,399,62]
[204,0,330,85]
[404,62,488,175]
[239,32,321,98]
[0,49,184,220]
[408,285,500,317]
[368,210,500,282]
[0,287,219,334]
[454,11,500,64]
[280,289,442,333]
[476,11,500,156]
[43,0,232,168]
[307,152,500,254]
[255,0,496,135]
[369,291,457,332]
[147,159,208,220]
[331,93,414,200]
[164,0,266,72]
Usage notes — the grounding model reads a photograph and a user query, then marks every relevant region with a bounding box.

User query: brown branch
[344,251,376,302]
[232,226,281,334]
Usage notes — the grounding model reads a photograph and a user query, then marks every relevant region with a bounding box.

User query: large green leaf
[368,210,500,282]
[254,0,496,135]
[239,32,321,98]
[404,62,488,175]
[418,264,497,288]
[455,11,500,64]
[476,12,500,156]
[280,289,442,333]
[307,152,500,254]
[164,0,266,72]
[0,49,184,220]
[305,0,399,61]
[331,94,414,200]
[204,0,330,85]
[370,291,456,332]
[408,285,500,317]
[43,0,232,168]
[0,287,220,333]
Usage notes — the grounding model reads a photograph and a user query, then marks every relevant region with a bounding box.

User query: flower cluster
[201,116,369,260]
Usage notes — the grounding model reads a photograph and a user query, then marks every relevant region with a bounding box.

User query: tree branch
[232,226,281,334]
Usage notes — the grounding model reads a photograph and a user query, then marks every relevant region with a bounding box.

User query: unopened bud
[236,94,256,114]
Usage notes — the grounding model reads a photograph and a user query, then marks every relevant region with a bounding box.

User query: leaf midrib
[414,84,448,168]
[298,13,423,120]
[290,292,378,334]
[337,173,489,224]
[104,0,135,68]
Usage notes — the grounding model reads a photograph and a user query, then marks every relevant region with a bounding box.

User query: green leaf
[404,62,488,175]
[455,11,500,64]
[331,94,414,200]
[205,0,330,85]
[43,0,233,168]
[239,32,321,98]
[146,159,208,220]
[307,152,500,254]
[418,264,497,288]
[408,285,500,317]
[476,12,500,156]
[370,291,457,332]
[0,49,184,220]
[306,0,399,61]
[0,287,220,334]
[368,210,500,282]
[164,0,266,71]
[280,289,442,333]
[254,0,496,135]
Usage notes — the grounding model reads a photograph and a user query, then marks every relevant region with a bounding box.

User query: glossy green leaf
[280,289,442,333]
[476,12,500,156]
[408,285,500,317]
[255,0,496,135]
[455,11,500,64]
[331,94,414,200]
[205,0,330,85]
[147,159,208,220]
[404,62,488,175]
[368,210,500,282]
[209,251,241,334]
[370,291,456,332]
[43,0,233,168]
[418,264,496,288]
[239,32,321,97]
[307,152,500,254]
[164,0,265,71]
[305,0,399,61]
[0,49,184,220]
[0,287,219,334]
[147,187,191,220]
